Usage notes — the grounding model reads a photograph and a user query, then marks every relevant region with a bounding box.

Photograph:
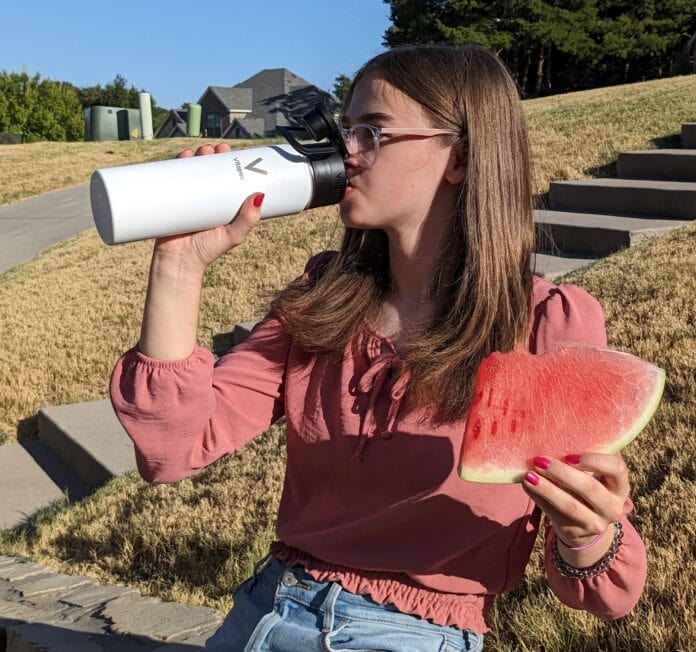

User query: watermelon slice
[458,343,665,484]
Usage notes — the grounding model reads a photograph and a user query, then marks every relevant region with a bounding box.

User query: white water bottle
[90,106,347,245]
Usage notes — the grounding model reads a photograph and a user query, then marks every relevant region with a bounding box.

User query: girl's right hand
[151,143,264,272]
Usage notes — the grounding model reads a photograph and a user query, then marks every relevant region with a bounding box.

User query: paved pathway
[0,184,92,274]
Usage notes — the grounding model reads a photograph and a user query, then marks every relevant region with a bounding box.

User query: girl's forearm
[138,251,206,360]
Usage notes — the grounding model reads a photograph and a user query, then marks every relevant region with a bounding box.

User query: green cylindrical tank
[139,92,153,140]
[187,103,201,137]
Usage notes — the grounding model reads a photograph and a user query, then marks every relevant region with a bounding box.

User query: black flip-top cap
[308,152,347,208]
[303,105,338,141]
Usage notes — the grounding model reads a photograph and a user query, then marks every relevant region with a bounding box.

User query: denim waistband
[244,555,482,651]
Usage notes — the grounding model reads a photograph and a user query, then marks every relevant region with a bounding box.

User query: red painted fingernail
[565,454,582,464]
[533,456,550,470]
[525,471,539,486]
[253,193,265,208]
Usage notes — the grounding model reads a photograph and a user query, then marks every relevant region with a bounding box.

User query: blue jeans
[205,555,484,651]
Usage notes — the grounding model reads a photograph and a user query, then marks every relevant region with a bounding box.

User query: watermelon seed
[472,420,482,440]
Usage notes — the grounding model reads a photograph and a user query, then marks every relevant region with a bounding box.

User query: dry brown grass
[0,75,695,650]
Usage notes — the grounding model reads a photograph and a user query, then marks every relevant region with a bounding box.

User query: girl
[110,43,647,651]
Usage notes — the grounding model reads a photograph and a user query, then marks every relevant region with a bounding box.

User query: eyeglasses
[339,124,460,168]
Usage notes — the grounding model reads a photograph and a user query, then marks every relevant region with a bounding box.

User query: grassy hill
[0,75,695,650]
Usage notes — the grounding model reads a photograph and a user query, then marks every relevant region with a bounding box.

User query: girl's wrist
[552,521,624,578]
[150,248,207,284]
[556,523,616,569]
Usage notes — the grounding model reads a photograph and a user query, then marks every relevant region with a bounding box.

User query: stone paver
[102,598,222,642]
[12,572,92,598]
[0,556,222,651]
[60,583,140,609]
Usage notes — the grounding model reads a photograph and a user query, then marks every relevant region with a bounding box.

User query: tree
[382,0,696,97]
[0,71,83,142]
[78,74,168,132]
[333,74,353,102]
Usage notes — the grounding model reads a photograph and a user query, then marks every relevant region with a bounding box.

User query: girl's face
[339,74,460,233]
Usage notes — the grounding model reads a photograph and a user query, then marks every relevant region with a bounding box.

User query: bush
[0,71,84,142]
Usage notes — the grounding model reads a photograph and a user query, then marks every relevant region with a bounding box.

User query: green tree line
[0,72,168,143]
[383,0,696,97]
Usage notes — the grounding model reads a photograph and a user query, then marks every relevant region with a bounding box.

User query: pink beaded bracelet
[557,522,612,552]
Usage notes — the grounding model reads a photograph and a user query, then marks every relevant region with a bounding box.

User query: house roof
[154,109,188,138]
[233,68,315,100]
[223,117,267,139]
[200,86,253,112]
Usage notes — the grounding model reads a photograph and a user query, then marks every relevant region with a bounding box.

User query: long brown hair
[272,43,535,423]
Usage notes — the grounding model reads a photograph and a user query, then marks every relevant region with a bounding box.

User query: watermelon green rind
[457,351,666,485]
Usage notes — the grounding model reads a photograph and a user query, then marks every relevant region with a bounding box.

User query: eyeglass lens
[343,125,378,167]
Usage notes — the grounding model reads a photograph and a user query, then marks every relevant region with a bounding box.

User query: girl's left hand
[522,452,629,564]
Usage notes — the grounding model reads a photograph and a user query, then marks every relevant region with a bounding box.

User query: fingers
[222,193,264,246]
[523,469,606,532]
[564,452,630,498]
[523,454,628,526]
[176,143,231,158]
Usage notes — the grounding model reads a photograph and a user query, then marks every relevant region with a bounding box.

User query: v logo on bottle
[244,158,268,175]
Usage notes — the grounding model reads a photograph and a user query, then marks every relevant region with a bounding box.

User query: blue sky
[0,1,392,109]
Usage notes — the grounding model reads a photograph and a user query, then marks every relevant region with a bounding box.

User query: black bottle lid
[308,152,347,208]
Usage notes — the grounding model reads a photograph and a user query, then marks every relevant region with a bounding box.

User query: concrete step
[0,441,88,530]
[531,252,599,281]
[549,178,696,219]
[616,149,696,181]
[38,400,136,489]
[534,210,689,256]
[681,122,696,149]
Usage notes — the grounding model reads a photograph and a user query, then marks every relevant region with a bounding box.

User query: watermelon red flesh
[458,343,665,484]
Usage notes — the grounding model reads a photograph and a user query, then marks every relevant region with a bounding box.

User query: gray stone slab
[0,183,93,275]
[617,149,696,181]
[38,399,136,488]
[102,598,222,642]
[531,252,599,281]
[0,555,18,566]
[0,561,50,582]
[549,178,696,219]
[150,641,207,651]
[13,572,92,598]
[682,122,696,149]
[0,444,67,530]
[60,582,140,609]
[5,622,103,652]
[0,597,63,622]
[534,210,689,256]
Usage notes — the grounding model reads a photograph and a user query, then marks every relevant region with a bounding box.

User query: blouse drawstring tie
[353,351,411,459]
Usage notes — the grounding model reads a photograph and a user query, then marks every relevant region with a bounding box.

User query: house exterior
[201,68,340,139]
[198,86,253,138]
[154,68,340,139]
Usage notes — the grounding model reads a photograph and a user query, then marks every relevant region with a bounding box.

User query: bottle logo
[244,158,268,175]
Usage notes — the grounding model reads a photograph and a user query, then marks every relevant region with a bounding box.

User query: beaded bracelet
[552,521,624,579]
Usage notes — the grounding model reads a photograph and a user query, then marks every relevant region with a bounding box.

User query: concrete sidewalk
[0,184,93,274]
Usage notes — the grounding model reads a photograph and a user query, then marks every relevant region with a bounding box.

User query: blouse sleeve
[530,277,647,617]
[109,311,290,484]
[529,278,608,352]
[544,502,648,619]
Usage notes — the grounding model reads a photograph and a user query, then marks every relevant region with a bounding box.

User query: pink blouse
[110,253,647,634]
